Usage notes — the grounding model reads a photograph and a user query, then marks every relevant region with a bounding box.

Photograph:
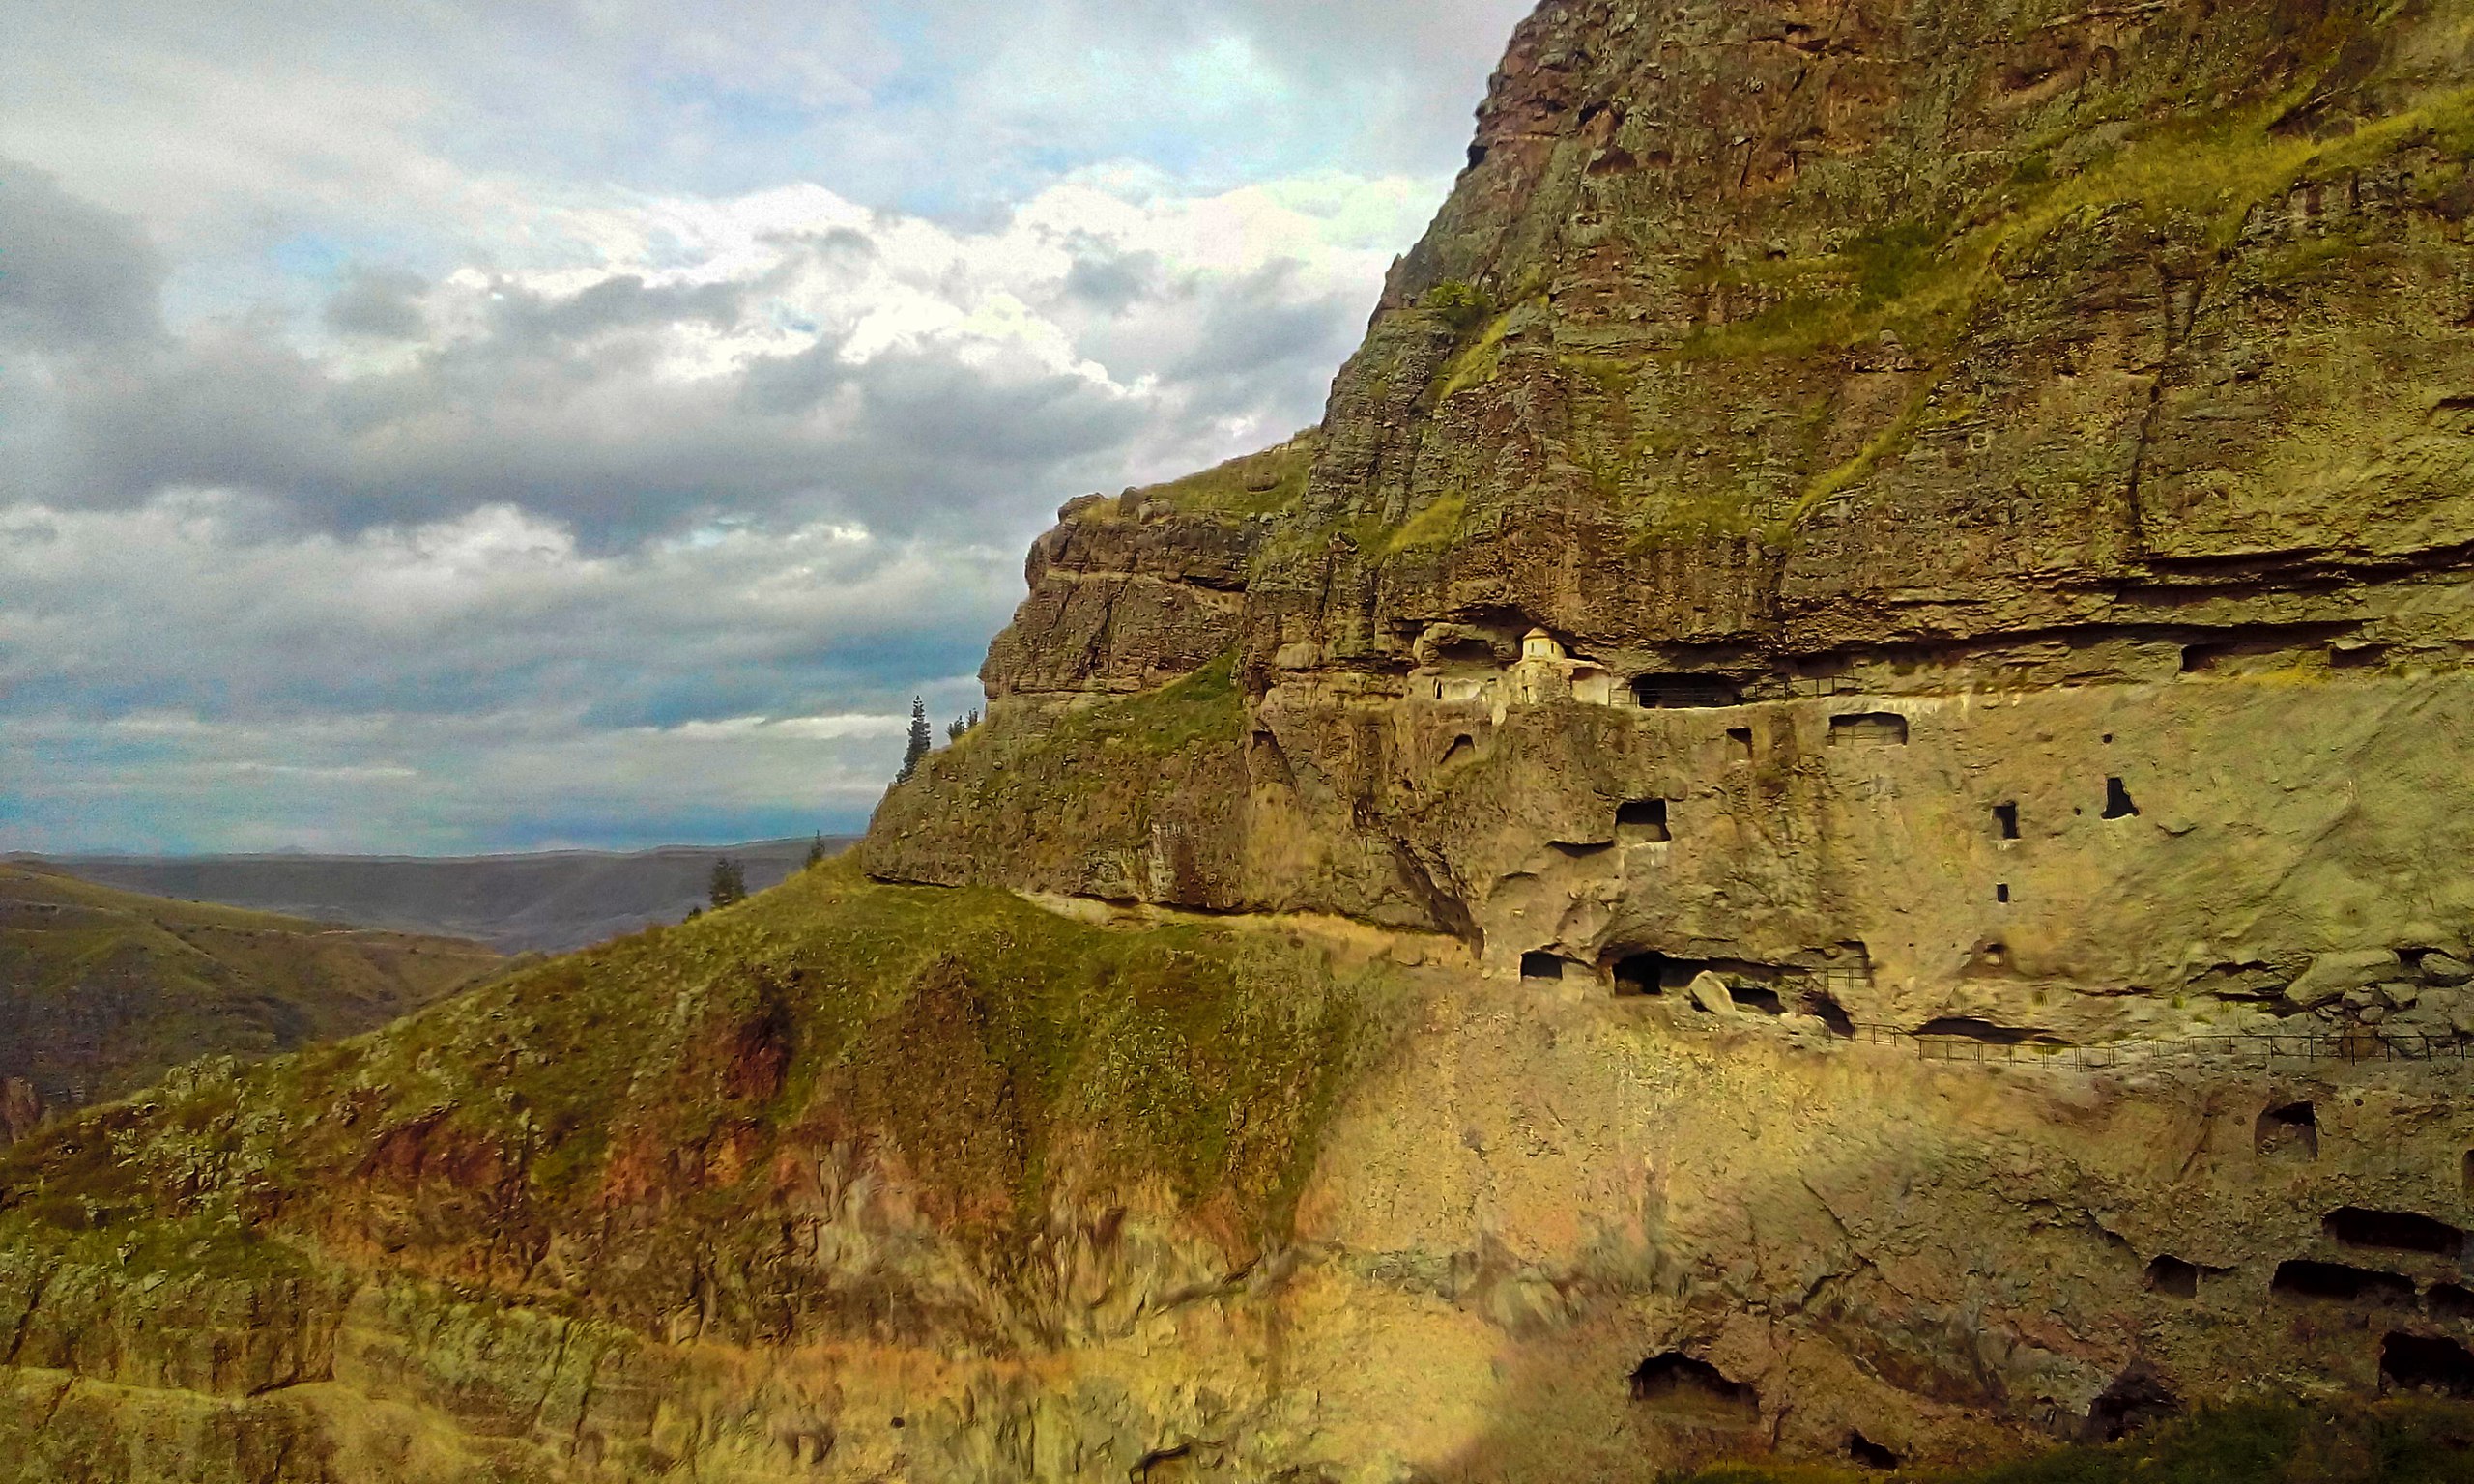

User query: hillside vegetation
[40,837,850,953]
[0,863,503,1121]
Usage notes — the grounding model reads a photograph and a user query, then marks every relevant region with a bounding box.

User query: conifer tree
[803,833,829,869]
[707,856,747,908]
[897,696,932,783]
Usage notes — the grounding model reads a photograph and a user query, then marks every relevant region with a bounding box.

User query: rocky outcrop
[856,1,2474,1468]
[872,0,2474,1044]
[979,432,1317,710]
[981,498,1254,705]
[15,3,2474,1481]
[0,1079,39,1146]
[6,870,2474,1482]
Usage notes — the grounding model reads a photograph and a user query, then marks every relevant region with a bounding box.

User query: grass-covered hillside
[0,863,504,1120]
[0,857,1405,1338]
[42,837,849,953]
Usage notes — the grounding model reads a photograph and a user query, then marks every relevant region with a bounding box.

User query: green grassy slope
[0,863,506,1117]
[0,857,1407,1334]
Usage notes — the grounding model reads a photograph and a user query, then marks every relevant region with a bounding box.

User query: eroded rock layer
[871,0,2474,1044]
[13,3,2474,1481]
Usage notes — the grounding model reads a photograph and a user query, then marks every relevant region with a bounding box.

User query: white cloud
[0,0,1537,853]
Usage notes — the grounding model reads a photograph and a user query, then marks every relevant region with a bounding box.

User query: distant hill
[0,863,504,1127]
[33,837,852,954]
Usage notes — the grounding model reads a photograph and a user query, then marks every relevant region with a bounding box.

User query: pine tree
[803,833,829,870]
[707,856,747,908]
[897,696,933,783]
[946,715,967,742]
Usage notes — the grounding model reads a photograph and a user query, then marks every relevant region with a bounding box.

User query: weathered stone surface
[0,1079,39,1147]
[20,3,2474,1481]
[1685,970,1737,1017]
[2288,950,2405,1010]
[873,0,2474,1050]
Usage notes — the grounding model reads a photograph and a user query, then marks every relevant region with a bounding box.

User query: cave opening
[1613,952,1698,994]
[2432,1283,2474,1321]
[1628,1353,1760,1422]
[1632,673,1742,708]
[1847,1432,1900,1470]
[2104,776,2140,818]
[1617,798,1671,842]
[2145,1255,2201,1298]
[1803,991,1857,1037]
[1913,1016,2050,1045]
[1726,727,1754,763]
[2086,1362,2183,1443]
[2382,1332,2474,1398]
[1997,883,2012,903]
[1519,952,1566,983]
[1995,801,2020,839]
[2324,1207,2467,1257]
[2256,1101,2318,1159]
[1730,985,1785,1015]
[1612,955,1664,996]
[2272,1260,2416,1305]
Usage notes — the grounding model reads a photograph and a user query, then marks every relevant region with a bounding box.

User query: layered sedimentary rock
[14,3,2474,1481]
[9,865,2474,1484]
[872,0,2474,1043]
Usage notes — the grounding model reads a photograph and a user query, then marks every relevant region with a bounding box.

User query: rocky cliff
[871,0,2474,1039]
[11,1,2474,1480]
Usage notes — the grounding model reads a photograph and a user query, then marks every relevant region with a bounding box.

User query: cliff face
[867,0,2474,1466]
[872,0,2474,1033]
[14,4,2474,1482]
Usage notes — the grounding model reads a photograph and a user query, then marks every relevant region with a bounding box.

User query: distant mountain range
[19,837,852,954]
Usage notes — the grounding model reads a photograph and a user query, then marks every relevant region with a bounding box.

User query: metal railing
[1831,1022,2472,1069]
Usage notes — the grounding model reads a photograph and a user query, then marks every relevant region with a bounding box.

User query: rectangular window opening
[1617,798,1671,842]
[1827,712,1910,748]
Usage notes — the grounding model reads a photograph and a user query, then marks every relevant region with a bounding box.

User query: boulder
[2422,952,2474,985]
[2285,951,2403,1010]
[1687,972,1738,1017]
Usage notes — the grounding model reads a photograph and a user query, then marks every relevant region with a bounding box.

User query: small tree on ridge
[707,856,747,908]
[897,696,932,783]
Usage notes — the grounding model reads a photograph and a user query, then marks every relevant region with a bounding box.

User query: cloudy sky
[0,0,1530,855]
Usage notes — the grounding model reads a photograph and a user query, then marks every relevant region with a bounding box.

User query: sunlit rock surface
[15,1,2474,1479]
